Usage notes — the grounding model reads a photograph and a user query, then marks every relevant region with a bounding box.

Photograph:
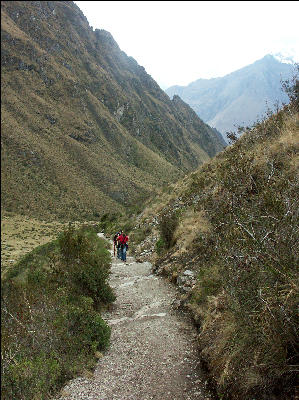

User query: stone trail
[55,234,213,400]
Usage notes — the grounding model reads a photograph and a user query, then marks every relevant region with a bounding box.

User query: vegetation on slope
[133,84,298,399]
[1,225,115,400]
[1,0,225,221]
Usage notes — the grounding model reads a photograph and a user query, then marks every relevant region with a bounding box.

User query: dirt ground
[55,234,214,400]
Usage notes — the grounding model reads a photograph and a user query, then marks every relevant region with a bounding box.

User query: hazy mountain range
[1,0,225,220]
[165,55,295,141]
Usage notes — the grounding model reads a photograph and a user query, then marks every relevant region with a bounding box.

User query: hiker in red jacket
[119,232,129,262]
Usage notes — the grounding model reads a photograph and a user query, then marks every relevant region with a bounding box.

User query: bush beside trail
[1,225,115,400]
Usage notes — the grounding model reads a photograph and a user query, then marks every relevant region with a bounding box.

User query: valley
[1,1,298,400]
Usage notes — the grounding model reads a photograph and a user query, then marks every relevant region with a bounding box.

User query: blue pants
[121,245,127,261]
[117,246,121,259]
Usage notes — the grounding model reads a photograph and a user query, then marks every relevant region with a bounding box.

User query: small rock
[183,270,195,277]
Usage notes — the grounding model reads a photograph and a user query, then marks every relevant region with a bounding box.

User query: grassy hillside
[132,92,298,399]
[1,1,225,221]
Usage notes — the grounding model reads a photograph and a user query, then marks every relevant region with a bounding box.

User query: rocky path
[56,235,213,400]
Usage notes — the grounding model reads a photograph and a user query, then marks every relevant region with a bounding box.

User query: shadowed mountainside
[1,0,225,221]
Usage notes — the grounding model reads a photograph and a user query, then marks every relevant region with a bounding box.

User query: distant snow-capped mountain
[272,51,297,65]
[165,54,296,142]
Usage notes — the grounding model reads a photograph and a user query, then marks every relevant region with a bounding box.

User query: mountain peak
[258,53,296,66]
[94,29,120,49]
[165,54,295,142]
[252,54,281,67]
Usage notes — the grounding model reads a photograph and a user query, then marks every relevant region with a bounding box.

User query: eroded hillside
[1,0,225,221]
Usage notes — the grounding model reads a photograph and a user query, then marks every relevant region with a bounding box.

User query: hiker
[116,230,123,259]
[113,231,120,257]
[119,232,129,262]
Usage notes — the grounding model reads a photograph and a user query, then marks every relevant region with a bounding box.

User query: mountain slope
[166,55,295,141]
[133,95,299,399]
[1,0,225,221]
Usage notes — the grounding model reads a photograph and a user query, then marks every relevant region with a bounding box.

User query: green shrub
[3,352,62,400]
[155,238,166,255]
[57,225,115,306]
[1,225,115,400]
[97,212,123,235]
[194,265,222,304]
[158,212,179,249]
[130,226,152,245]
[54,294,111,353]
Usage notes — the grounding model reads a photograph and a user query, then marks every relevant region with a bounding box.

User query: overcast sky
[74,1,299,89]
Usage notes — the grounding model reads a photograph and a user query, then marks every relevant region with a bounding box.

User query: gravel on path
[55,235,213,400]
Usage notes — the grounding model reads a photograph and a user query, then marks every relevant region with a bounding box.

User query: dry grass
[173,210,211,256]
[1,212,81,278]
[232,111,299,177]
[278,112,299,146]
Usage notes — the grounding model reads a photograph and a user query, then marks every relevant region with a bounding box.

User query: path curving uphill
[56,234,213,400]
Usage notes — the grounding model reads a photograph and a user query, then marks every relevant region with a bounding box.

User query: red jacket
[118,234,128,245]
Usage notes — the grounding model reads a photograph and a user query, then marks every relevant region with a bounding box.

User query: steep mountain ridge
[1,0,225,220]
[166,54,295,141]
